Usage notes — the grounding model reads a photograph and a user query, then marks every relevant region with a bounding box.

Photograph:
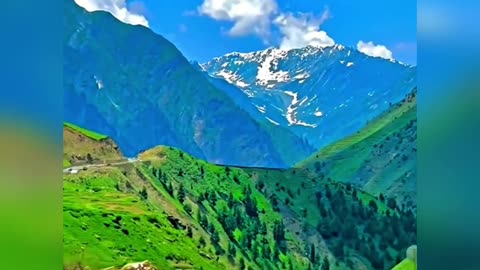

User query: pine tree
[260,222,267,235]
[140,186,148,199]
[199,236,206,247]
[177,184,186,202]
[273,220,285,243]
[228,242,236,257]
[302,208,308,218]
[239,257,245,270]
[244,191,258,217]
[257,180,265,191]
[211,229,220,244]
[315,191,323,206]
[165,181,173,196]
[263,243,271,258]
[369,199,378,212]
[387,197,397,210]
[319,203,328,218]
[273,220,286,251]
[310,244,316,263]
[325,186,332,199]
[198,212,209,228]
[208,222,215,234]
[321,257,330,270]
[184,203,192,215]
[314,161,322,172]
[252,241,259,260]
[272,244,280,260]
[186,226,193,238]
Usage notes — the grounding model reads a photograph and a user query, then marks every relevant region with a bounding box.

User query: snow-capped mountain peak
[199,44,416,150]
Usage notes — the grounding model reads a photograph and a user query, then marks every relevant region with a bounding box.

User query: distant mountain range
[200,46,416,150]
[64,0,416,171]
[64,0,312,168]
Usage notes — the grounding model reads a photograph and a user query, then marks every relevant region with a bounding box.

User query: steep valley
[63,121,416,270]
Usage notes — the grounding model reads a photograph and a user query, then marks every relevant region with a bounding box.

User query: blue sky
[75,0,417,65]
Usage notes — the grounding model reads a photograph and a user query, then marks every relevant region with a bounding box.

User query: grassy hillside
[391,258,415,270]
[297,90,417,207]
[245,166,415,270]
[63,123,123,167]
[64,122,108,141]
[64,167,228,270]
[64,147,307,270]
[64,142,415,270]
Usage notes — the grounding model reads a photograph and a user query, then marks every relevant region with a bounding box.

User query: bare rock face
[121,261,156,270]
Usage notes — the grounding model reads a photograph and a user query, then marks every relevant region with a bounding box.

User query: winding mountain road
[63,158,139,173]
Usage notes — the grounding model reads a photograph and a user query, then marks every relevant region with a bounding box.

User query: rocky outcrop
[120,261,156,270]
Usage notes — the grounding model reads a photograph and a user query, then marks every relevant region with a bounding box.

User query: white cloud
[356,40,393,60]
[74,0,149,27]
[197,1,394,55]
[274,11,334,50]
[197,1,334,49]
[197,0,278,39]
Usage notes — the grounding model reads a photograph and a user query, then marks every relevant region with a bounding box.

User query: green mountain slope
[64,122,108,141]
[64,128,416,270]
[391,259,415,270]
[64,0,313,168]
[297,90,417,207]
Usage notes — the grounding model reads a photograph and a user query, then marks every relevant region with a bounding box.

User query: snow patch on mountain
[94,76,103,90]
[216,70,236,83]
[236,80,250,88]
[271,104,284,112]
[255,104,266,113]
[243,89,255,98]
[215,69,250,88]
[298,96,309,106]
[294,72,310,80]
[198,63,207,72]
[284,91,317,128]
[256,49,290,86]
[265,117,280,125]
